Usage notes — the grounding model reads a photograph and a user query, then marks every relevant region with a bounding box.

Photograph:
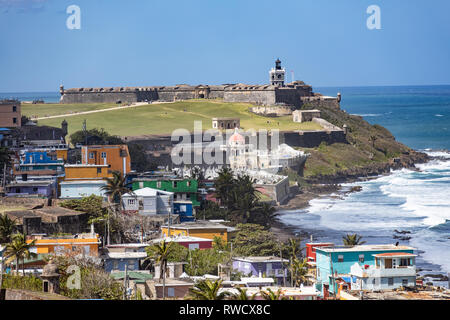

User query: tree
[249,202,279,228]
[187,279,229,300]
[232,224,280,257]
[190,166,206,189]
[213,167,235,208]
[289,257,309,287]
[146,240,174,299]
[342,234,366,246]
[260,288,286,300]
[5,233,36,275]
[229,287,255,300]
[196,201,229,221]
[0,214,17,244]
[101,171,132,206]
[70,128,124,146]
[184,248,229,276]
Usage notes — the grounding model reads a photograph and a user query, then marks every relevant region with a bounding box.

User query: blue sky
[1,0,450,92]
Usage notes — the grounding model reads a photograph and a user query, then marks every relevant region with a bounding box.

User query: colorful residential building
[132,178,200,207]
[121,187,173,215]
[0,99,21,128]
[59,179,107,199]
[64,164,111,180]
[151,235,213,250]
[13,148,66,179]
[315,244,416,296]
[232,256,289,285]
[173,200,194,222]
[160,220,235,242]
[27,233,101,257]
[81,145,131,176]
[103,251,147,273]
[5,180,56,198]
[349,252,417,290]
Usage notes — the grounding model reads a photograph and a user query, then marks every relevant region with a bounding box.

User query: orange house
[81,145,131,176]
[64,164,111,180]
[27,234,101,257]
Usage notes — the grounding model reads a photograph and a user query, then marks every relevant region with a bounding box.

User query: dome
[228,128,245,145]
[42,260,60,278]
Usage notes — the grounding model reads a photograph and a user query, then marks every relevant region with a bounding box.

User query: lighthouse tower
[269,58,286,87]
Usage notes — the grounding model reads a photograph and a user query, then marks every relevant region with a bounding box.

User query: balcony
[363,266,416,278]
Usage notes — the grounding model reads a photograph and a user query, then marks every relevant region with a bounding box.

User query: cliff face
[298,102,429,183]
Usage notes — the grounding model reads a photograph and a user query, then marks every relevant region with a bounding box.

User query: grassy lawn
[22,102,120,119]
[33,100,324,136]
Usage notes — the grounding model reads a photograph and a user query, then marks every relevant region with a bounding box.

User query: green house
[132,178,201,207]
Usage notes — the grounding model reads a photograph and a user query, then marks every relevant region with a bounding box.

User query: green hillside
[26,100,323,136]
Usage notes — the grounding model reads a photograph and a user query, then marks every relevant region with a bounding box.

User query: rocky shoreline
[270,150,431,241]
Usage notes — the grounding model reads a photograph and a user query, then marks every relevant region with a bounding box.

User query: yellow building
[161,221,234,242]
[27,234,101,257]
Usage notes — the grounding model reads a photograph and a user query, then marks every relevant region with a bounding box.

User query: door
[385,258,393,269]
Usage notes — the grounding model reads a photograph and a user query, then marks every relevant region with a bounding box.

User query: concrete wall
[224,89,276,106]
[282,130,347,148]
[2,289,70,300]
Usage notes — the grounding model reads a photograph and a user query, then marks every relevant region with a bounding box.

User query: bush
[1,274,43,292]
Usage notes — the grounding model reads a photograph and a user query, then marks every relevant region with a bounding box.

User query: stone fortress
[59,59,341,110]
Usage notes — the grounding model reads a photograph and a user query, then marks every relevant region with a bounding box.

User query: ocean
[281,85,450,287]
[2,86,450,286]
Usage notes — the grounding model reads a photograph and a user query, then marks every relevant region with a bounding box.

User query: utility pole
[2,162,6,189]
[83,119,87,146]
[280,244,286,287]
[123,264,128,300]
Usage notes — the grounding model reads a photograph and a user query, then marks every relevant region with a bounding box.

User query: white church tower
[269,58,285,87]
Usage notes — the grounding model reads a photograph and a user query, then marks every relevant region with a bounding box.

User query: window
[101,152,107,158]
[97,167,102,174]
[157,181,161,188]
[13,106,17,112]
[174,194,177,200]
[173,181,178,188]
[188,243,199,250]
[186,193,190,199]
[33,187,38,192]
[128,199,136,206]
[388,278,394,286]
[13,117,17,124]
[113,261,119,270]
[128,260,135,270]
[89,152,94,159]
[338,255,344,262]
[359,254,365,263]
[400,258,409,267]
[402,279,408,286]
[167,288,175,297]
[187,181,191,187]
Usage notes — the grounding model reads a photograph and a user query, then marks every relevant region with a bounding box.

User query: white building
[122,187,173,215]
[350,252,417,291]
[59,180,107,199]
[222,128,308,173]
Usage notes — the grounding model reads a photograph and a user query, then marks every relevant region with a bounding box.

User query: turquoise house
[315,244,415,296]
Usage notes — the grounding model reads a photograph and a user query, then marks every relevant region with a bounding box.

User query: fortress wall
[282,130,347,148]
[223,89,276,106]
[301,97,340,109]
[156,89,197,102]
[249,106,293,117]
[60,91,138,104]
[209,89,225,99]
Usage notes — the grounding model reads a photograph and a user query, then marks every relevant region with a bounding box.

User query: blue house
[315,244,415,296]
[232,256,289,285]
[174,201,194,222]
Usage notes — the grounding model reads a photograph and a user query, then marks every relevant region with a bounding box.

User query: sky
[0,0,450,92]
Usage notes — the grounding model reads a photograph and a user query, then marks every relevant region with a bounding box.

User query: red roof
[373,252,415,257]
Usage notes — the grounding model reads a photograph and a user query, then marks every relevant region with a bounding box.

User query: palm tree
[0,214,17,244]
[260,288,286,300]
[342,233,366,246]
[100,171,132,244]
[5,233,36,275]
[251,202,279,228]
[100,171,132,207]
[230,287,255,300]
[146,240,174,299]
[188,279,229,300]
[289,257,309,287]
